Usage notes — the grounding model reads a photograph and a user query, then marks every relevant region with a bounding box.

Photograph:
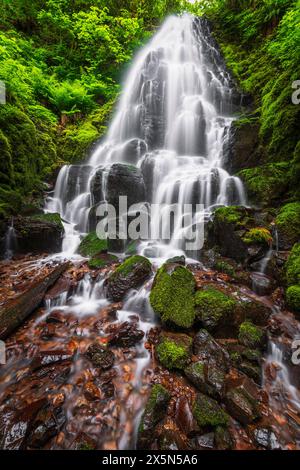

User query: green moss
[192,393,229,428]
[242,228,272,246]
[138,384,171,435]
[286,243,300,287]
[238,321,264,349]
[213,206,245,225]
[78,232,108,257]
[88,254,118,270]
[195,287,237,331]
[150,264,196,329]
[112,255,151,277]
[276,203,300,247]
[156,335,192,370]
[214,261,235,277]
[238,163,290,207]
[286,285,300,314]
[32,212,63,229]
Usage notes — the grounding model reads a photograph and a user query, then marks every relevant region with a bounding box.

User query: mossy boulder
[195,287,237,332]
[225,377,261,425]
[106,255,152,301]
[150,263,196,329]
[137,384,171,449]
[10,214,64,255]
[242,228,272,247]
[275,203,300,250]
[78,231,108,257]
[285,243,300,287]
[238,163,289,207]
[88,253,118,270]
[238,321,266,349]
[192,393,229,429]
[156,333,192,370]
[286,285,300,314]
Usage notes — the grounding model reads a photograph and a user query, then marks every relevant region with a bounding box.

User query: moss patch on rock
[150,264,196,329]
[213,206,249,226]
[88,253,118,270]
[195,287,237,332]
[32,212,63,229]
[156,334,192,370]
[138,384,171,440]
[276,203,300,249]
[192,393,229,428]
[78,232,108,257]
[286,243,300,287]
[242,228,272,247]
[286,285,300,314]
[238,321,265,349]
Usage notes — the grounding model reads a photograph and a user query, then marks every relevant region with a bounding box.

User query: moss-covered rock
[150,263,196,329]
[192,393,229,428]
[238,163,290,207]
[275,203,300,250]
[238,321,265,349]
[137,384,171,449]
[78,231,108,257]
[286,285,300,314]
[195,287,237,332]
[214,260,236,277]
[32,212,63,229]
[88,253,118,270]
[242,228,272,247]
[285,243,300,287]
[106,255,152,301]
[156,333,192,370]
[225,378,261,425]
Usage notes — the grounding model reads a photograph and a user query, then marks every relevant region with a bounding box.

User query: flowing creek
[0,13,299,450]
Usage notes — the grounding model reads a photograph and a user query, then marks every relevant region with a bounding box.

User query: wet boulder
[275,202,300,250]
[156,332,192,370]
[193,329,230,372]
[12,213,64,255]
[106,321,144,348]
[27,405,65,448]
[106,163,146,211]
[195,286,237,333]
[121,138,147,165]
[85,342,115,370]
[223,120,260,174]
[225,376,261,425]
[175,396,199,436]
[150,263,196,329]
[253,427,280,450]
[78,231,108,257]
[90,167,104,205]
[63,165,93,203]
[192,393,229,429]
[185,361,226,400]
[106,255,152,301]
[137,384,171,449]
[238,321,266,350]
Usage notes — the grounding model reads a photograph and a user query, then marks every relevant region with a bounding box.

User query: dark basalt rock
[223,121,261,174]
[90,167,104,205]
[253,427,280,450]
[27,405,65,448]
[175,396,199,436]
[158,426,187,450]
[106,163,146,211]
[63,165,93,204]
[225,377,261,425]
[106,255,152,302]
[193,329,230,372]
[121,138,147,165]
[106,321,144,348]
[85,343,115,370]
[12,215,64,255]
[185,361,226,400]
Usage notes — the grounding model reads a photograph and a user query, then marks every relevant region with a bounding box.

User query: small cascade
[4,218,17,260]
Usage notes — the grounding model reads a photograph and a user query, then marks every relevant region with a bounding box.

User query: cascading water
[46,14,246,260]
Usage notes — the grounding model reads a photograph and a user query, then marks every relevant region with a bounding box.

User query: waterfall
[4,218,17,260]
[46,14,246,260]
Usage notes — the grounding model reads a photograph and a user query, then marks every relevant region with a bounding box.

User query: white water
[4,219,17,260]
[46,14,246,261]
